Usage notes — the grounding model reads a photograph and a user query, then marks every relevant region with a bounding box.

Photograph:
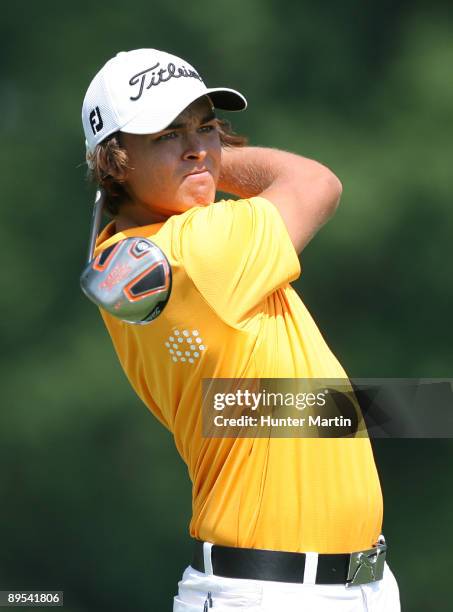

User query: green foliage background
[1,1,451,610]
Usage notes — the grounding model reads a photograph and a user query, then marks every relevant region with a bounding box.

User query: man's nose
[181,133,207,161]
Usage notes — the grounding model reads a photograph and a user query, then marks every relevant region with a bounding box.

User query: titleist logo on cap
[129,62,203,101]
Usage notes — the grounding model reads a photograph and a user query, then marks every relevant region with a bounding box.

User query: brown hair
[86,118,248,217]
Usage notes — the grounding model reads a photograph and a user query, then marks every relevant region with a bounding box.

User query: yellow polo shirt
[94,196,383,553]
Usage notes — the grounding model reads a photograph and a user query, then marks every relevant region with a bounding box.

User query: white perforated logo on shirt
[164,329,206,364]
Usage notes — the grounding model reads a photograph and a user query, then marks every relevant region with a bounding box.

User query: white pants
[173,562,401,611]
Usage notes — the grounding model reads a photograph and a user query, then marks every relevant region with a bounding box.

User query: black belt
[191,538,387,586]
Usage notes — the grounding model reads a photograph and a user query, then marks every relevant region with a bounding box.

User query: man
[81,48,400,610]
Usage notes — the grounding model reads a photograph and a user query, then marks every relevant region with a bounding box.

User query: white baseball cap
[82,48,247,153]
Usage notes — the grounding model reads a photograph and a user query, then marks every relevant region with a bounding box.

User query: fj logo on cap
[89,106,104,135]
[129,62,203,101]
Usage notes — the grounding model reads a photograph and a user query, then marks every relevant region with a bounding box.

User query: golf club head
[80,236,172,324]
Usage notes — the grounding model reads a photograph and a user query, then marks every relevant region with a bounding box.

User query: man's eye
[199,125,215,133]
[157,131,177,141]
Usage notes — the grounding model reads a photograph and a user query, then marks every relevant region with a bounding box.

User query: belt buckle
[346,538,387,587]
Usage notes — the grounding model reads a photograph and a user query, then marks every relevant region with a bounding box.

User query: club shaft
[87,189,105,265]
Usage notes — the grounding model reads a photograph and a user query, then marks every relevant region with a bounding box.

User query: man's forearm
[217,145,343,254]
[217,146,335,199]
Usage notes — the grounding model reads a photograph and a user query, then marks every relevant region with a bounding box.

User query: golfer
[81,48,401,611]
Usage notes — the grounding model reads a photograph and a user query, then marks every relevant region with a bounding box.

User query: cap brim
[205,87,247,111]
[119,87,247,137]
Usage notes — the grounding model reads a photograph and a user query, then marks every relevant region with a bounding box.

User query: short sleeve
[175,196,301,325]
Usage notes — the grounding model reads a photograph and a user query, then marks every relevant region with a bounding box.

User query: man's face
[120,96,221,217]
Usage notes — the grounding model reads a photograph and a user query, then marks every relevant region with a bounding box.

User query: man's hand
[217,146,342,254]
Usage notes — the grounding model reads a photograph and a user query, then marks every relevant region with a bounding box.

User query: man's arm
[217,146,342,254]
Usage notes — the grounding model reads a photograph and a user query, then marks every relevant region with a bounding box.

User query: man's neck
[114,207,168,232]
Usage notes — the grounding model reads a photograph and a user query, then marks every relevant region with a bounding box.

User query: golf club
[80,188,172,324]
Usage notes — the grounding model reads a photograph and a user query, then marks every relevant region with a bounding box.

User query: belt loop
[303,552,318,584]
[203,542,214,575]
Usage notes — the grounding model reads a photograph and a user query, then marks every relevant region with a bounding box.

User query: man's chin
[178,190,216,210]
